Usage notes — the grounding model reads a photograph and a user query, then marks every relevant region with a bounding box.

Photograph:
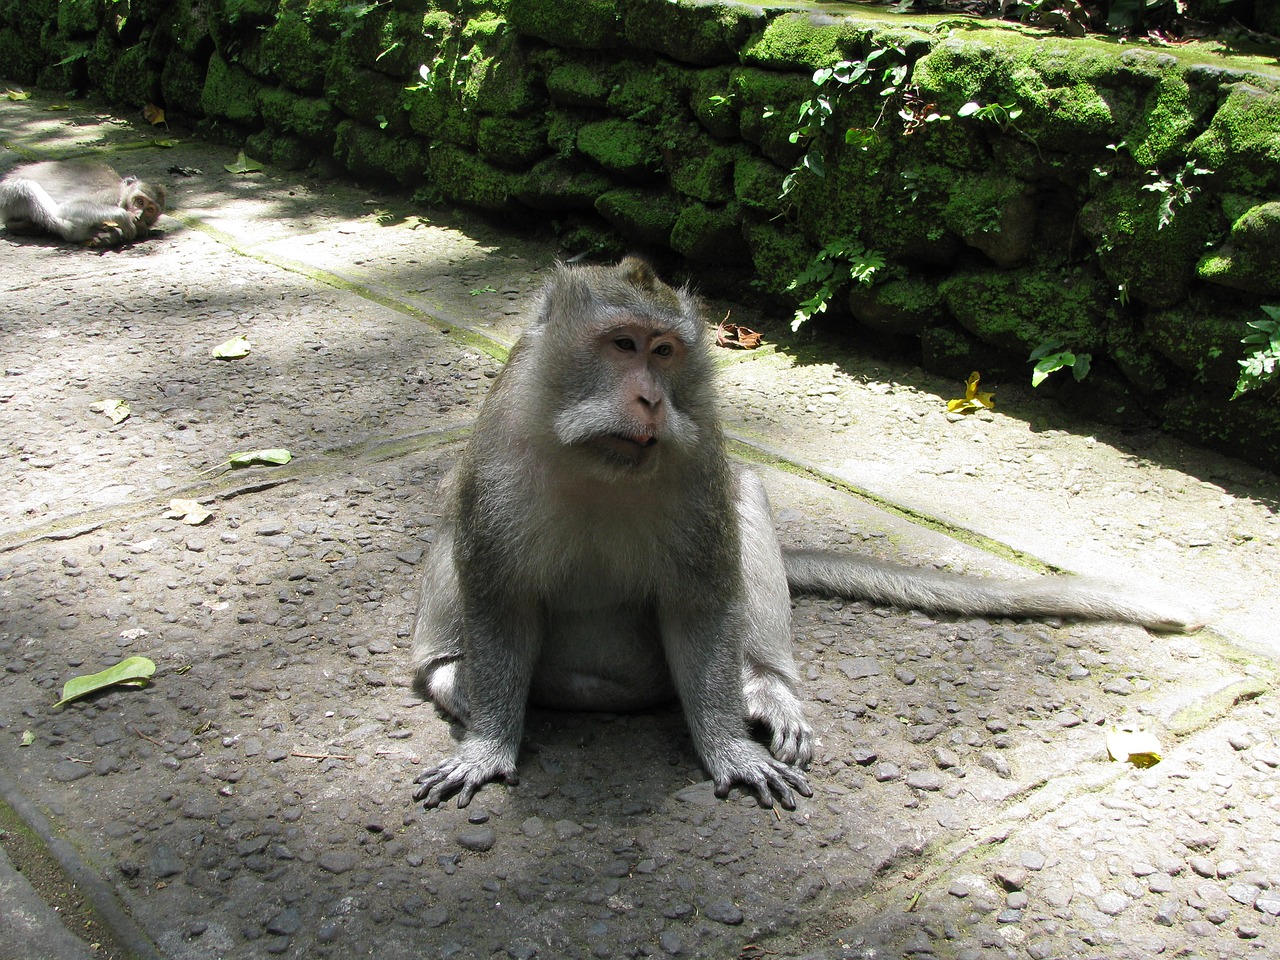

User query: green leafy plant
[1029,339,1091,387]
[787,239,885,331]
[1233,305,1280,400]
[1143,160,1211,230]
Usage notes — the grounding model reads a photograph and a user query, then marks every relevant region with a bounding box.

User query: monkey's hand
[707,740,813,810]
[413,738,519,809]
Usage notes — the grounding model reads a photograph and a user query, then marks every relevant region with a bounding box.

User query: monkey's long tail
[782,549,1200,633]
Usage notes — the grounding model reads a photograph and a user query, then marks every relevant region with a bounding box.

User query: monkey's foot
[744,673,814,767]
[413,738,518,809]
[84,220,131,248]
[707,740,813,810]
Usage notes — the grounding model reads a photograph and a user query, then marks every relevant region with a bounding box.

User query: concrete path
[1,92,1277,960]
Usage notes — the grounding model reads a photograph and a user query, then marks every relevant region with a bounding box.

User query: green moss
[729,67,811,167]
[607,59,692,126]
[245,128,310,170]
[262,9,330,93]
[939,264,1112,355]
[1143,292,1254,388]
[595,188,682,246]
[577,118,662,179]
[742,12,865,70]
[476,114,548,169]
[1107,321,1172,394]
[667,136,739,204]
[741,219,811,298]
[1190,82,1280,194]
[507,0,619,49]
[333,119,429,186]
[259,87,336,142]
[670,202,747,263]
[516,158,614,212]
[460,21,543,117]
[428,142,521,211]
[201,52,263,125]
[1196,200,1280,296]
[847,275,943,335]
[733,154,787,214]
[56,0,101,35]
[689,66,738,139]
[621,0,762,66]
[1078,179,1218,309]
[546,58,616,108]
[1128,73,1197,167]
[1162,389,1280,471]
[325,58,410,133]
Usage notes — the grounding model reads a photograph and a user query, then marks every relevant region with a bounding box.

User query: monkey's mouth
[601,433,658,462]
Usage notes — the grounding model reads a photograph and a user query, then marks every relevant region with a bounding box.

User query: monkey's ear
[617,256,660,292]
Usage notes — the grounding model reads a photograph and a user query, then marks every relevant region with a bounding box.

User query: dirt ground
[1,91,1278,960]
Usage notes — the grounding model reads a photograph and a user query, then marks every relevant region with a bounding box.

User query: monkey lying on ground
[410,257,1197,810]
[0,160,166,247]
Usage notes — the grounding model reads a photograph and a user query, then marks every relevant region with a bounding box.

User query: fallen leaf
[211,334,251,360]
[47,104,71,111]
[716,319,763,350]
[224,150,264,174]
[4,89,30,101]
[55,657,157,708]
[228,448,292,468]
[20,729,34,747]
[166,498,213,525]
[153,140,181,149]
[90,398,131,424]
[1105,728,1162,768]
[946,371,995,414]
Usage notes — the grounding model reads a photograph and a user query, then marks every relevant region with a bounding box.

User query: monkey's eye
[652,342,674,358]
[613,336,637,353]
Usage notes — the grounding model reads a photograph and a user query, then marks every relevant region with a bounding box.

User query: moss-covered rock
[729,67,811,167]
[1078,177,1219,309]
[942,174,1037,268]
[507,0,620,50]
[607,58,693,128]
[741,218,811,298]
[326,58,411,132]
[1196,201,1280,295]
[742,11,896,71]
[595,188,681,247]
[577,118,662,180]
[476,114,548,169]
[939,263,1114,355]
[666,135,739,204]
[516,158,614,212]
[689,66,738,140]
[920,323,1014,382]
[1162,388,1280,472]
[622,1,763,66]
[259,87,337,143]
[1190,82,1280,195]
[245,128,312,169]
[201,52,263,125]
[93,40,159,106]
[334,119,429,186]
[460,18,543,117]
[262,8,331,93]
[670,202,748,263]
[733,153,787,215]
[56,0,101,36]
[847,275,943,336]
[545,56,616,109]
[1143,292,1259,389]
[428,141,522,211]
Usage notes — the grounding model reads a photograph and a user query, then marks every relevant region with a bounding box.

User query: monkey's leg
[412,596,541,809]
[0,179,79,240]
[659,599,812,809]
[409,530,469,723]
[59,198,138,247]
[734,469,813,766]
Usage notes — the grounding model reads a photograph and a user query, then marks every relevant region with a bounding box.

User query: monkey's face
[551,320,700,475]
[125,185,165,233]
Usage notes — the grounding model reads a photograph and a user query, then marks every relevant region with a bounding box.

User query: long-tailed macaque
[0,160,166,247]
[410,257,1197,810]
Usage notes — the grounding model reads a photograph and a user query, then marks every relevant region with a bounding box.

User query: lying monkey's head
[120,178,166,235]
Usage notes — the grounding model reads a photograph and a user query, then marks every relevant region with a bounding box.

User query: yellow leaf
[1105,729,1162,768]
[4,89,31,101]
[89,398,131,424]
[946,371,995,415]
[166,498,212,525]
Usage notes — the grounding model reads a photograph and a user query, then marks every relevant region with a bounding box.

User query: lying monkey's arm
[412,601,539,808]
[659,603,813,810]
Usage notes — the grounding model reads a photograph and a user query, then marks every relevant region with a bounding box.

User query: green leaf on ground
[55,657,157,708]
[228,448,292,468]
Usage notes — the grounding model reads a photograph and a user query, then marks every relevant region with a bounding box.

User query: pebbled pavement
[1,92,1277,960]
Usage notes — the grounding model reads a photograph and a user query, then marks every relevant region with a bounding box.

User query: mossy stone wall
[2,0,1280,469]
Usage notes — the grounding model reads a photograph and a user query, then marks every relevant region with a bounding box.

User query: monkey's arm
[659,602,812,809]
[783,549,1200,632]
[412,600,540,808]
